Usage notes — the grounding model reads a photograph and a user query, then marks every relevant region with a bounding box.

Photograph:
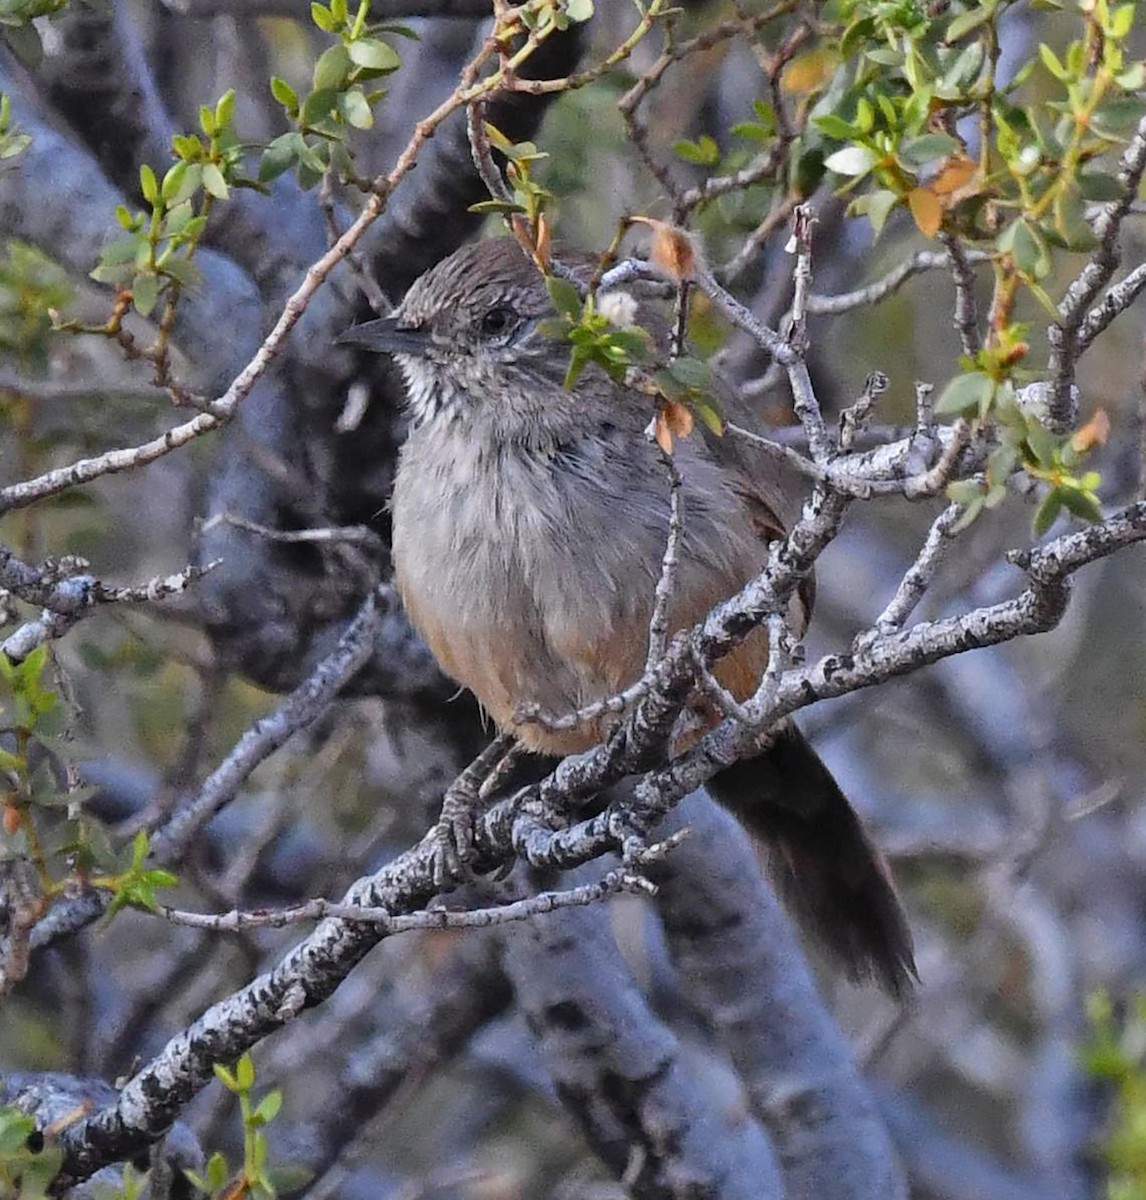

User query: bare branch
[1048,112,1146,426]
[939,233,984,356]
[798,246,992,319]
[873,503,964,633]
[159,866,655,932]
[645,445,684,669]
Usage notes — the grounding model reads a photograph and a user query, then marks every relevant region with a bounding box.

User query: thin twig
[873,503,964,633]
[939,233,984,356]
[786,203,816,350]
[797,246,992,317]
[1075,260,1146,354]
[199,511,383,550]
[466,99,513,205]
[159,869,656,934]
[645,445,684,670]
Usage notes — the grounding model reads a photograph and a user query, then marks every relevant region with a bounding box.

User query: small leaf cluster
[670,99,786,245]
[654,356,725,438]
[814,0,992,236]
[92,829,178,921]
[940,377,1106,534]
[187,1055,289,1200]
[673,133,722,168]
[0,94,30,163]
[541,275,653,390]
[469,125,555,227]
[515,0,594,37]
[0,0,69,66]
[92,91,245,318]
[1084,991,1146,1199]
[0,1106,62,1200]
[0,240,71,369]
[673,99,779,175]
[0,646,117,914]
[816,0,1142,256]
[1,645,63,851]
[261,0,406,189]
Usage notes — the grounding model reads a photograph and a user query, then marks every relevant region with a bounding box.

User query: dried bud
[1071,409,1111,454]
[632,217,702,283]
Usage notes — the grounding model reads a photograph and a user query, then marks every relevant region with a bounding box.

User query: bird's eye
[479,305,518,339]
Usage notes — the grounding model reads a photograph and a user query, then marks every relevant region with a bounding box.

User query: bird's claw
[430,792,479,888]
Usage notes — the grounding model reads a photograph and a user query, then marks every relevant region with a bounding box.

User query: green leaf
[899,132,960,167]
[940,39,984,94]
[214,1063,239,1090]
[160,162,188,203]
[947,478,985,505]
[546,275,583,319]
[666,355,715,393]
[1037,42,1066,80]
[851,188,898,235]
[235,1053,256,1091]
[1033,491,1063,536]
[214,89,236,130]
[693,397,724,436]
[467,198,526,214]
[201,162,229,200]
[171,133,204,161]
[1115,61,1146,90]
[946,4,994,39]
[840,14,875,58]
[314,43,352,90]
[162,257,203,289]
[1092,98,1146,137]
[999,218,1050,279]
[1078,172,1123,201]
[348,37,399,71]
[823,145,876,177]
[813,114,859,140]
[672,135,720,166]
[1024,418,1058,467]
[1053,184,1097,250]
[564,0,593,21]
[935,371,995,416]
[131,272,161,317]
[950,494,986,531]
[139,163,159,205]
[310,1,336,31]
[163,200,196,237]
[0,1109,36,1155]
[301,88,339,124]
[260,132,302,183]
[731,120,770,143]
[3,22,44,67]
[270,75,299,113]
[1059,487,1102,522]
[338,88,373,129]
[1109,2,1134,38]
[253,1090,283,1125]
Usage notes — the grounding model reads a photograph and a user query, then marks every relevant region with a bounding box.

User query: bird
[340,236,916,995]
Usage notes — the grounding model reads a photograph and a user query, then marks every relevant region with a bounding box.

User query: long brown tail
[707,721,917,997]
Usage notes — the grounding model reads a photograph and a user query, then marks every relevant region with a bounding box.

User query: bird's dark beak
[337,316,430,356]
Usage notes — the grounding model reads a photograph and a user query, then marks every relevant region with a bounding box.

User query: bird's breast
[391,419,764,752]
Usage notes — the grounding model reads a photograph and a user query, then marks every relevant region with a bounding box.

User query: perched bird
[341,237,915,994]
